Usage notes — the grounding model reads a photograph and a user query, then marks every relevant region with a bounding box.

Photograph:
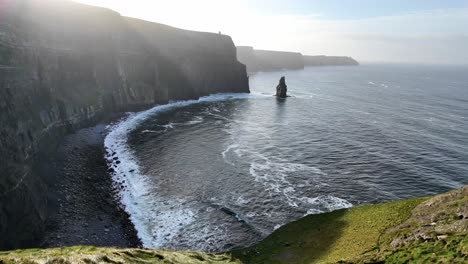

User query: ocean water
[104,64,468,252]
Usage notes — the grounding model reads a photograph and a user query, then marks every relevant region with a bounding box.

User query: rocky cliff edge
[0,0,249,249]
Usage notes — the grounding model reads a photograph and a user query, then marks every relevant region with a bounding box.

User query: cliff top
[234,186,467,263]
[1,187,466,263]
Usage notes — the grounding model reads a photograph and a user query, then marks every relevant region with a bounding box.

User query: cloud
[230,8,468,64]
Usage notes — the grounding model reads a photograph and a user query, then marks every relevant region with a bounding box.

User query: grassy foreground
[0,247,240,264]
[233,186,468,263]
[1,187,466,263]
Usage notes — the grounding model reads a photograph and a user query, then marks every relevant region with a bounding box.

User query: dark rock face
[0,0,249,250]
[276,77,287,98]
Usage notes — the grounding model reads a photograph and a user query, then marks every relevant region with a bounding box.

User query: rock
[0,0,250,249]
[237,47,304,72]
[276,77,288,98]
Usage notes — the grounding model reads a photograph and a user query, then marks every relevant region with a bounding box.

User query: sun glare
[72,0,247,32]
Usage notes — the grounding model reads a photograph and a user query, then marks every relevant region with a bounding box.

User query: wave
[221,133,353,214]
[104,93,256,248]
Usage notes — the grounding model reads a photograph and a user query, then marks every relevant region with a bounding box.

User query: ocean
[104,64,468,252]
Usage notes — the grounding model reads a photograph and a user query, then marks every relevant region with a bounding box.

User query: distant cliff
[236,46,359,72]
[0,0,248,249]
[303,55,359,66]
[236,46,304,72]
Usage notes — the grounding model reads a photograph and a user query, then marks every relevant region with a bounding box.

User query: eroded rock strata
[0,0,248,249]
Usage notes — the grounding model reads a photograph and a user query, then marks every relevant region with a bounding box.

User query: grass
[382,235,468,263]
[1,187,466,264]
[0,246,241,264]
[232,197,427,264]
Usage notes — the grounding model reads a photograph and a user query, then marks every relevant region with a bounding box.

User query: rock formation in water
[0,0,248,250]
[236,46,359,73]
[276,77,287,98]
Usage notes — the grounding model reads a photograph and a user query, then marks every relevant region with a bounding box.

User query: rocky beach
[35,120,141,248]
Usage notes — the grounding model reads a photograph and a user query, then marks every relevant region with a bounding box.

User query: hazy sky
[72,0,468,64]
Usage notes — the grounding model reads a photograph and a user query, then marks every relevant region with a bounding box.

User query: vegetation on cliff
[233,186,467,263]
[0,247,240,264]
[1,187,466,263]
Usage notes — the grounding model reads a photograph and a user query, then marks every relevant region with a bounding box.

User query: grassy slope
[0,246,240,264]
[232,198,426,264]
[233,186,468,264]
[1,187,466,264]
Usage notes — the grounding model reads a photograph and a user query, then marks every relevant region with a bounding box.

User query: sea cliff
[303,55,359,66]
[236,46,359,73]
[236,46,304,72]
[0,0,248,249]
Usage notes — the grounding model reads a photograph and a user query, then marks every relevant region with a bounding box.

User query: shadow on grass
[231,209,348,264]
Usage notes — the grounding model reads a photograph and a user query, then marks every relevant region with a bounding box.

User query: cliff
[0,0,248,249]
[1,187,466,263]
[236,46,304,72]
[303,55,359,66]
[233,186,467,263]
[236,46,359,73]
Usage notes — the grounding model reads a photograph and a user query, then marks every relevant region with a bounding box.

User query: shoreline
[36,120,141,248]
[34,93,252,250]
[1,186,466,263]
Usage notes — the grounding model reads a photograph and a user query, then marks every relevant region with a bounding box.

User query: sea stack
[276,77,288,98]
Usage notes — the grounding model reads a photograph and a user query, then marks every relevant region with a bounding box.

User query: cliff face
[0,0,248,249]
[236,46,359,72]
[303,55,359,66]
[236,46,304,72]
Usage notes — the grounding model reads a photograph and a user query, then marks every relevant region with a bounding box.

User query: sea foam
[104,93,254,248]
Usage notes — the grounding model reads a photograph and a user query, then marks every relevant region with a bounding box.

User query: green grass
[382,235,468,264]
[0,246,241,264]
[232,198,427,264]
[1,187,466,264]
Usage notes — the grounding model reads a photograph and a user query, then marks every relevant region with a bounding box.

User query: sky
[71,0,468,64]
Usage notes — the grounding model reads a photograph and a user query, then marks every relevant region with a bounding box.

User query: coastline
[35,119,141,248]
[36,93,253,249]
[1,186,466,263]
